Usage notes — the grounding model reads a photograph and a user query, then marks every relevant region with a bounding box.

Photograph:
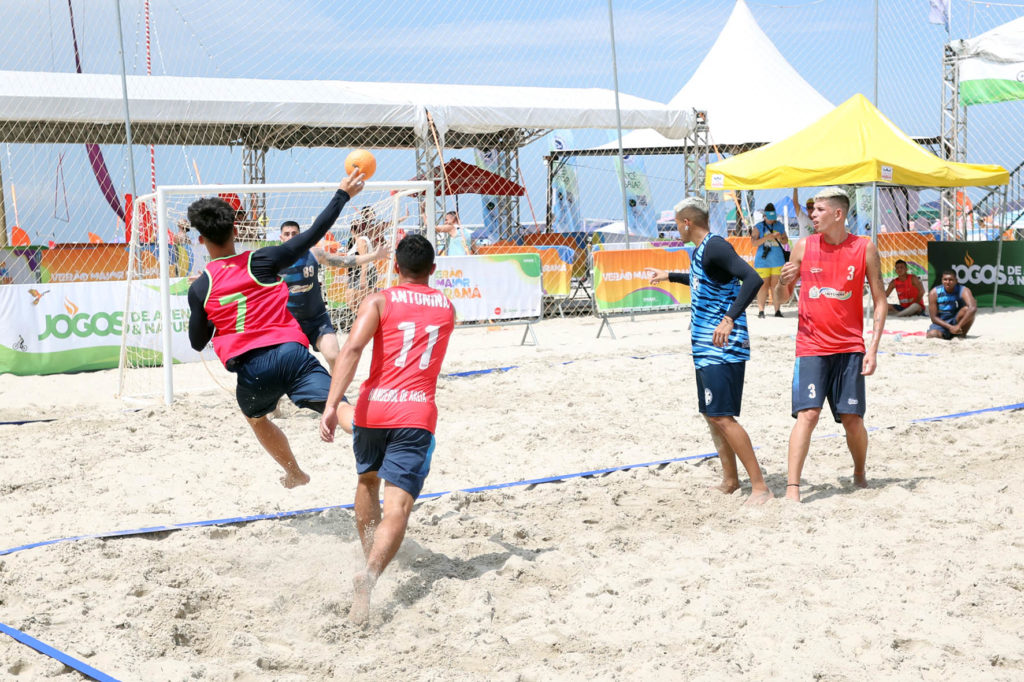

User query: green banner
[927,241,1024,307]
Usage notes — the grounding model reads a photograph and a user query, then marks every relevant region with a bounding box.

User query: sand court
[2,310,1023,679]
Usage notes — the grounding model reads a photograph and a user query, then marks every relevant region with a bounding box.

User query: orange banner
[593,247,691,312]
[877,231,930,279]
[41,244,158,284]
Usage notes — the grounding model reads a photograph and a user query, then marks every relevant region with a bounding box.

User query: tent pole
[606,0,631,254]
[993,185,1008,310]
[0,156,8,247]
[869,181,879,322]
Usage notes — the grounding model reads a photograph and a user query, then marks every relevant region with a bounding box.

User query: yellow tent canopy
[705,94,1008,190]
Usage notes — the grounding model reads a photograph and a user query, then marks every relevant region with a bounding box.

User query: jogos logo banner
[927,241,1024,307]
[0,279,198,376]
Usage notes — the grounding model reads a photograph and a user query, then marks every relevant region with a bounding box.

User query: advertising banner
[593,247,692,313]
[431,254,542,323]
[927,241,1024,307]
[878,232,930,280]
[41,244,156,283]
[0,247,46,285]
[474,245,571,297]
[550,130,583,233]
[611,153,658,238]
[0,279,201,376]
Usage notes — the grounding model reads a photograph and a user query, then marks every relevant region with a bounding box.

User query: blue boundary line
[0,450,716,558]
[911,401,1024,423]
[0,418,58,426]
[0,621,120,682]
[4,400,1022,680]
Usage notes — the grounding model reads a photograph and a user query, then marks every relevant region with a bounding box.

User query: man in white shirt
[792,189,816,240]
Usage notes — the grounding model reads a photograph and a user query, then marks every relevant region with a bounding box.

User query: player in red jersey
[320,234,455,624]
[186,169,365,488]
[775,187,888,502]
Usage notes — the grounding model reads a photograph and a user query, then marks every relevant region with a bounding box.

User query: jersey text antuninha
[388,289,449,307]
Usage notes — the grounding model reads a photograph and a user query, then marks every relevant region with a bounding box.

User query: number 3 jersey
[203,252,307,366]
[355,283,456,432]
[796,233,867,357]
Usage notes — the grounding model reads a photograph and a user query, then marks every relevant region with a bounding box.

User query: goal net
[117,180,434,406]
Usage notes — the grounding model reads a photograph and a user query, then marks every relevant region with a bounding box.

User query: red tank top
[893,275,923,308]
[795,234,868,357]
[203,252,308,365]
[355,283,455,432]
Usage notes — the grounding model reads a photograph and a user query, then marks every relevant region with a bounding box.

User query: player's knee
[796,409,821,426]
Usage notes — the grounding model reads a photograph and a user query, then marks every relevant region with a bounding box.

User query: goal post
[117,179,434,406]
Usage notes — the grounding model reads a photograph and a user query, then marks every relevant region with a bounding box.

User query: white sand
[2,306,1023,680]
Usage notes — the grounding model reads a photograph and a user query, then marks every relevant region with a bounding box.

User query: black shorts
[353,426,435,499]
[230,342,331,418]
[694,361,745,417]
[296,310,335,350]
[791,353,866,423]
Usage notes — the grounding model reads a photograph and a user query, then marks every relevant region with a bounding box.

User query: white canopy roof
[950,15,1024,62]
[600,0,833,151]
[0,70,693,149]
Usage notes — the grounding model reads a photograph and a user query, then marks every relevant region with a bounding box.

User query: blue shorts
[296,310,335,351]
[695,361,745,417]
[353,426,435,499]
[928,323,955,340]
[230,342,332,418]
[791,353,865,423]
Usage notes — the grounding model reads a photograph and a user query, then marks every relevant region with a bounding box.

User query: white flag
[928,0,950,30]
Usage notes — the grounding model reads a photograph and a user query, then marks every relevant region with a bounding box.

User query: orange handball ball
[345,149,376,180]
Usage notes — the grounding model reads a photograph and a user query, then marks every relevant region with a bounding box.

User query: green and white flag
[960,58,1024,105]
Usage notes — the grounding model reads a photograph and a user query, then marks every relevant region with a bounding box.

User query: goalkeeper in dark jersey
[279,220,387,370]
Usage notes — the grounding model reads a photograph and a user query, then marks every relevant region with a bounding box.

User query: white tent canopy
[599,0,833,151]
[0,70,694,149]
[950,15,1024,61]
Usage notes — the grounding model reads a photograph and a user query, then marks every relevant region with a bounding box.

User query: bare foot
[743,488,774,506]
[784,483,801,502]
[712,480,740,494]
[349,572,375,625]
[281,469,310,489]
[853,472,868,489]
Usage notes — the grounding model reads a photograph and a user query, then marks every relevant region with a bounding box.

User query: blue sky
[1,0,1022,242]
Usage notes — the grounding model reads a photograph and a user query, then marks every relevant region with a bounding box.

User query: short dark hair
[445,211,458,219]
[396,234,435,277]
[764,202,776,212]
[894,259,907,267]
[188,198,236,246]
[281,220,300,230]
[942,269,956,279]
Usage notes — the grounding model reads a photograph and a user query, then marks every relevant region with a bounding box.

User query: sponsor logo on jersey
[810,267,823,274]
[807,286,852,301]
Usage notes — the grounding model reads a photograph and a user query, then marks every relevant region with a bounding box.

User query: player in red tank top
[775,187,888,502]
[320,234,455,624]
[187,169,365,488]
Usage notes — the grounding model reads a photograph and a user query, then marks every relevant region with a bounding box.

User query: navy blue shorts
[694,361,745,417]
[297,310,335,350]
[928,323,955,340]
[352,426,435,499]
[791,353,865,423]
[230,342,332,418]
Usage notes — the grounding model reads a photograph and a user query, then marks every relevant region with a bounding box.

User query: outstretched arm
[862,240,888,376]
[320,293,383,442]
[646,267,689,286]
[313,243,388,269]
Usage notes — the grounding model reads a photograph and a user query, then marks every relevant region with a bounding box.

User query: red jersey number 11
[394,321,441,370]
